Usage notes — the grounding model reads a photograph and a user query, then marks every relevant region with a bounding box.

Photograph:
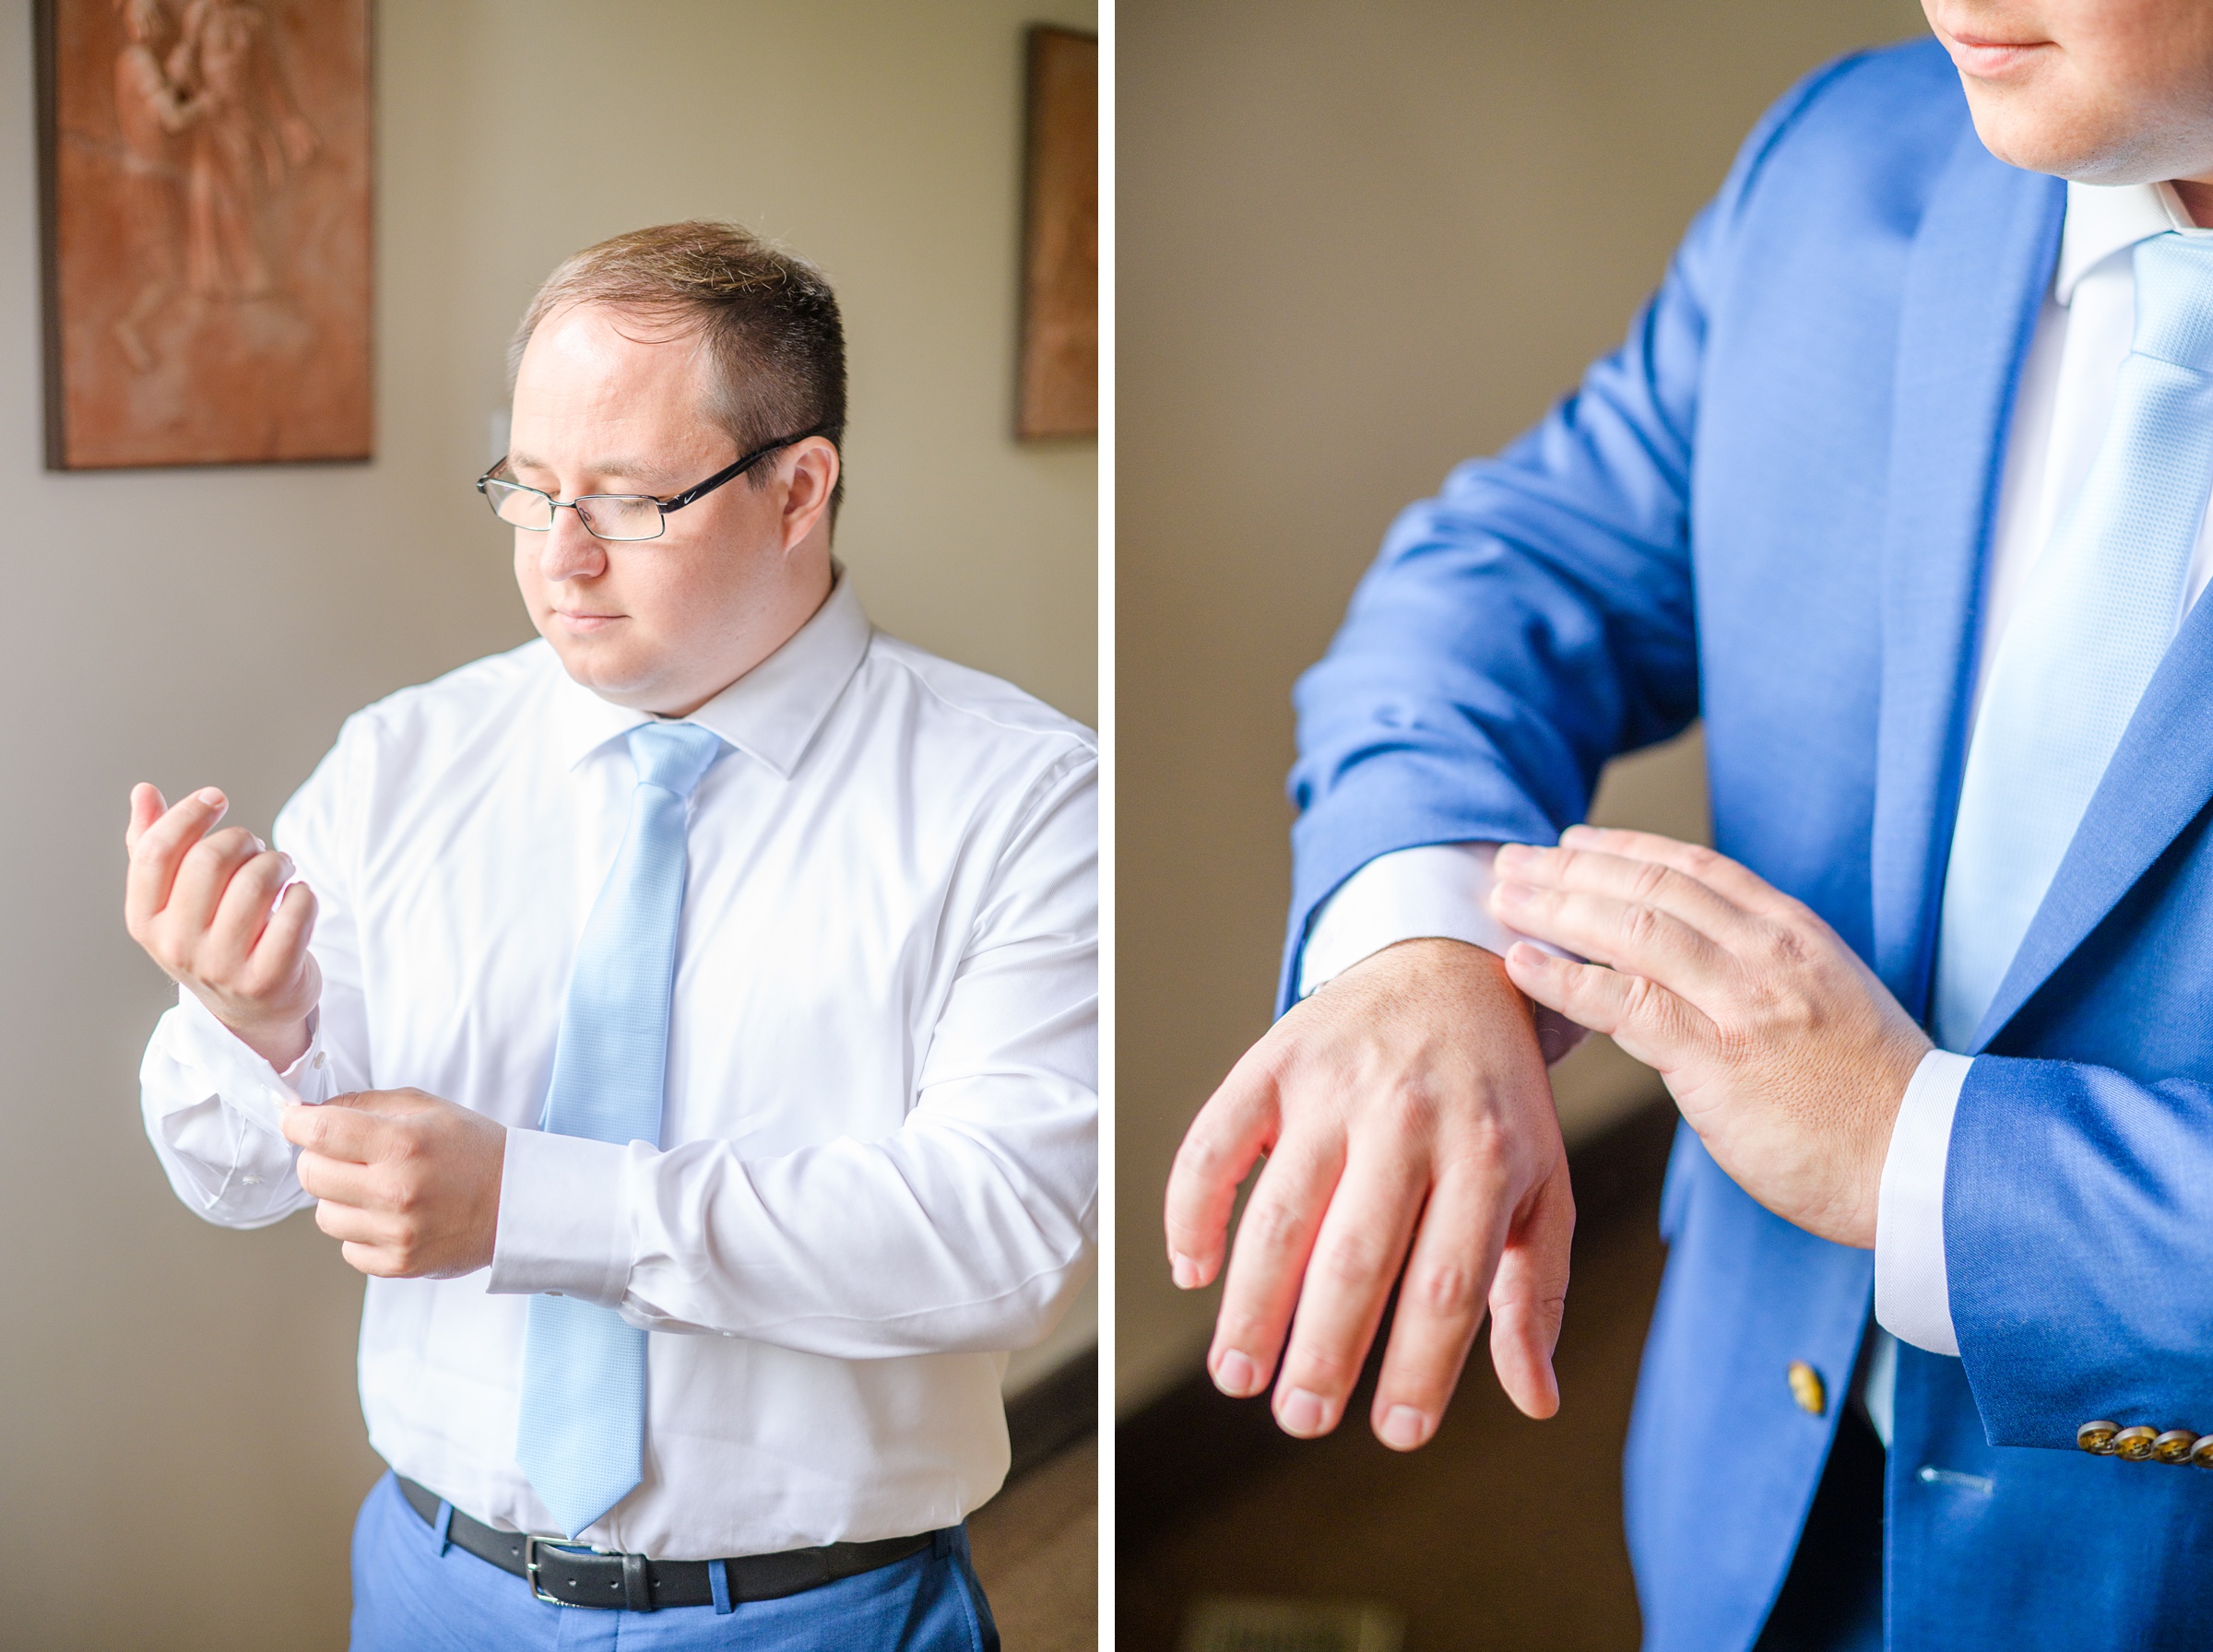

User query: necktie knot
[627,720,725,799]
[2130,232,2213,373]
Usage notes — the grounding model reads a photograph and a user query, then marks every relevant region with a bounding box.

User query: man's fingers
[313,1198,404,1258]
[206,848,297,970]
[1557,825,1794,918]
[123,786,228,932]
[1497,841,1761,951]
[1503,944,1713,1074]
[1494,878,1735,1000]
[160,827,266,945]
[1269,1146,1426,1438]
[246,879,318,991]
[281,1099,386,1162]
[296,1148,385,1210]
[1206,1131,1346,1400]
[1165,1052,1283,1290]
[1367,1156,1512,1450]
[124,784,167,856]
[1487,1154,1575,1420]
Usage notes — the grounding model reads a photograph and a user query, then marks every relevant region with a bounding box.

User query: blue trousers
[349,1473,1000,1651]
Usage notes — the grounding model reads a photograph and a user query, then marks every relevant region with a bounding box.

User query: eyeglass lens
[482,478,666,542]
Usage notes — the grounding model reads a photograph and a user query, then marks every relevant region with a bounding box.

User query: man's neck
[2172,177,2213,228]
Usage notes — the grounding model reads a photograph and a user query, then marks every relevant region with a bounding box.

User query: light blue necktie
[1934,232,2213,1049]
[515,720,726,1538]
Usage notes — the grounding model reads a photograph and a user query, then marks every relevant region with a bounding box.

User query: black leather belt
[396,1476,934,1611]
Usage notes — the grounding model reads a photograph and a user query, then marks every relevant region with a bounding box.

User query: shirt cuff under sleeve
[1297,843,1588,1063]
[1874,1047,1971,1357]
[488,1127,633,1306]
[167,987,335,1138]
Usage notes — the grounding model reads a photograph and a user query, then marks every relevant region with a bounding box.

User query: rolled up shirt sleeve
[488,751,1100,1360]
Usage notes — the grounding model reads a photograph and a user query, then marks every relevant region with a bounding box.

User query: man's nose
[536,506,607,583]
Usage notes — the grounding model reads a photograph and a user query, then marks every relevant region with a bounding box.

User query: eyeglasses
[474,427,829,543]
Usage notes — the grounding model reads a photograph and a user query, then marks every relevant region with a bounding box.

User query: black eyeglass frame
[474,425,834,542]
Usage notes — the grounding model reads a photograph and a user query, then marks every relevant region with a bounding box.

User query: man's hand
[1165,938,1573,1451]
[283,1090,506,1279]
[1492,826,1932,1248]
[124,783,319,1070]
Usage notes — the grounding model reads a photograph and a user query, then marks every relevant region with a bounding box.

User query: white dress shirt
[140,573,1098,1560]
[1301,182,2213,1405]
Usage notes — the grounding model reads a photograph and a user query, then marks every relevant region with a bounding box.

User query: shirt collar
[2056,180,2210,303]
[547,566,873,779]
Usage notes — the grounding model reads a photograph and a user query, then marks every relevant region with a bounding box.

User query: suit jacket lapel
[1869,130,2063,1020]
[1970,596,2213,1048]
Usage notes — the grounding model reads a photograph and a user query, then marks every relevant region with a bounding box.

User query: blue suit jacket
[1285,38,2213,1652]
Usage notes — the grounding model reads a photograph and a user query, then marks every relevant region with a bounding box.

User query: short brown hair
[511,220,847,510]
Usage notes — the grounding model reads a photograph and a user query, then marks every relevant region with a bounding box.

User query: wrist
[207,1002,313,1071]
[1845,1029,1935,1247]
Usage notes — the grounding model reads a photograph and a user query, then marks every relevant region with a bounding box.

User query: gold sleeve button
[2078,1421,2120,1455]
[2153,1430,2198,1464]
[2113,1425,2160,1461]
[1787,1361,1826,1417]
[2190,1435,2213,1469]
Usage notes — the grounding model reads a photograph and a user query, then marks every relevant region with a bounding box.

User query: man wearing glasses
[122,221,1096,1650]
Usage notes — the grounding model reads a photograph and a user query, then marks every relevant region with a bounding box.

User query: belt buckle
[523,1531,610,1608]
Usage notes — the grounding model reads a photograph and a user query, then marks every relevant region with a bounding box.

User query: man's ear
[778,439,840,550]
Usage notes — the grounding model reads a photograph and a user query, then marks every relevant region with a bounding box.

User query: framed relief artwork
[1016,25,1096,441]
[34,0,373,469]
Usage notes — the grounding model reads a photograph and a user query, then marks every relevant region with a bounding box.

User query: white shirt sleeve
[140,989,343,1228]
[1874,1047,1971,1356]
[1298,842,1590,1063]
[488,752,1099,1361]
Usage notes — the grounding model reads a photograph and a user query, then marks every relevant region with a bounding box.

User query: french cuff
[487,1127,632,1307]
[1297,843,1589,1062]
[169,987,334,1139]
[1874,1048,1971,1357]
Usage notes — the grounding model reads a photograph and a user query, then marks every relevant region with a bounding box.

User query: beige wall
[1117,0,1928,1414]
[0,2,1093,1646]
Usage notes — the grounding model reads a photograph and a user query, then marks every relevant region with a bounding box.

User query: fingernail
[1493,880,1532,908]
[1170,1252,1201,1289]
[1213,1350,1260,1397]
[196,788,223,807]
[1560,824,1592,843]
[1379,1405,1432,1450]
[1277,1387,1328,1436]
[1495,844,1529,871]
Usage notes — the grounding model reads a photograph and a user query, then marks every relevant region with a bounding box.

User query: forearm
[489,1086,1097,1355]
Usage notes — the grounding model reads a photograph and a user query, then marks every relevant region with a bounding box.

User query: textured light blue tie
[1934,232,2213,1049]
[515,720,726,1538]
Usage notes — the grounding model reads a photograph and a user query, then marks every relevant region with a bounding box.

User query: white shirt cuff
[488,1127,633,1307]
[168,987,335,1137]
[1874,1047,1971,1356]
[1298,843,1588,1062]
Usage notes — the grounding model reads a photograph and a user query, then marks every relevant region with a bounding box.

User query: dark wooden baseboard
[1008,1342,1098,1483]
[1116,1094,1680,1542]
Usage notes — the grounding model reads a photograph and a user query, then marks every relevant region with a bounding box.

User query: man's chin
[543,636,664,709]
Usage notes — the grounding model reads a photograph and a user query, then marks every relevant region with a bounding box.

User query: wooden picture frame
[1015,25,1097,441]
[35,0,373,470]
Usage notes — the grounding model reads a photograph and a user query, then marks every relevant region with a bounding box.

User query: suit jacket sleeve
[1948,1056,2213,1446]
[1280,56,1867,1012]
